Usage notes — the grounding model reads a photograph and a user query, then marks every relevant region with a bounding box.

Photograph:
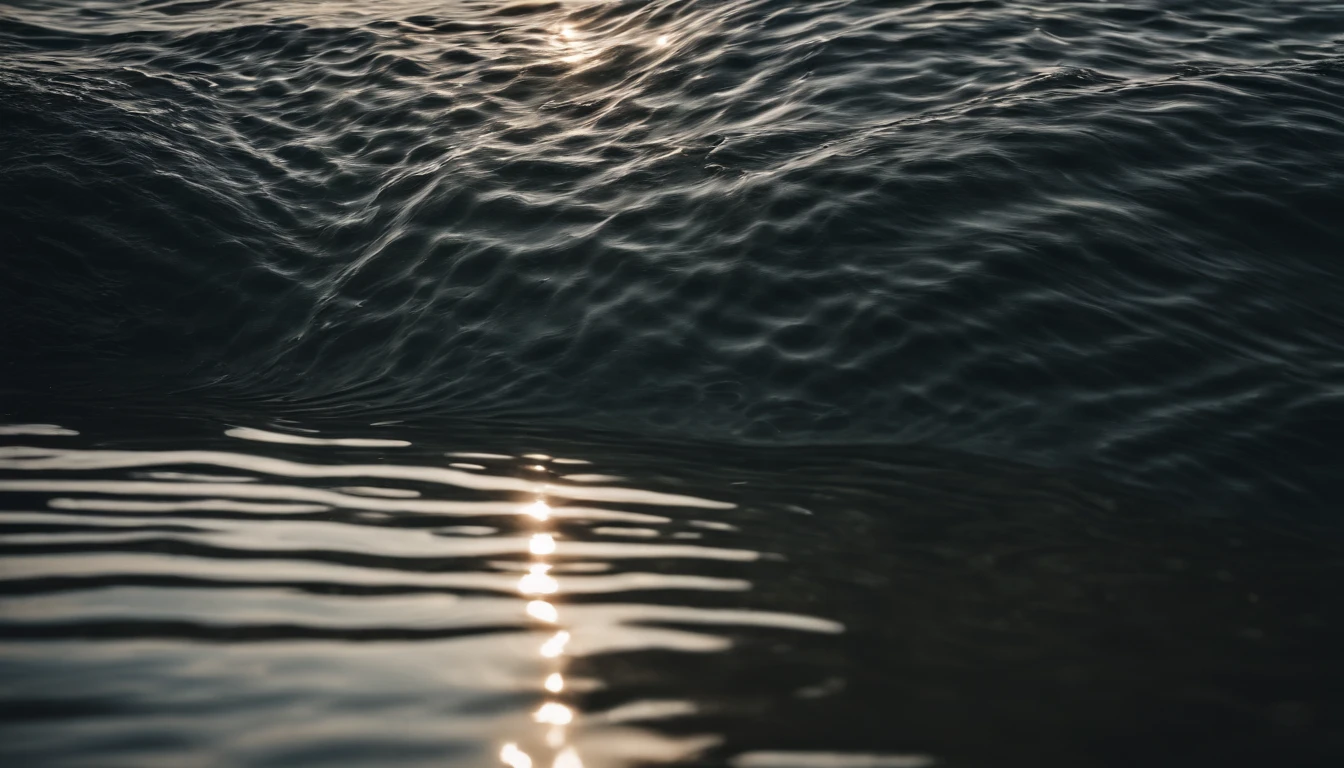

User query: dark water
[3,0,1344,765]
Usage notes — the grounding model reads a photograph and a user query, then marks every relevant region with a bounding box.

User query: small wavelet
[225,426,412,448]
[0,425,79,437]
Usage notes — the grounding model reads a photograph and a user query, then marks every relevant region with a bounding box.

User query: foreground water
[1,413,1342,768]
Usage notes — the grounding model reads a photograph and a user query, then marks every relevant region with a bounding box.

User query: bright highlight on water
[3,0,1344,766]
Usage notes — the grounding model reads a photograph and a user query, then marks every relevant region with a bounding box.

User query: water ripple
[4,1,1343,513]
[4,2,1344,514]
[4,416,1342,766]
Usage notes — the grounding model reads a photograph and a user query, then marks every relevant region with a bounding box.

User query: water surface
[3,0,1344,508]
[2,415,1343,767]
[3,0,1344,764]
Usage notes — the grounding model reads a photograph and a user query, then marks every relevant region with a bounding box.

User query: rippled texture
[2,416,1343,768]
[3,3,1344,761]
[3,0,1344,511]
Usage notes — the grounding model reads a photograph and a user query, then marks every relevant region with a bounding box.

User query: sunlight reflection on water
[0,421,829,767]
[2,418,1339,767]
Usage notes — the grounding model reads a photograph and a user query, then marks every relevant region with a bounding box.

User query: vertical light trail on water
[503,493,583,768]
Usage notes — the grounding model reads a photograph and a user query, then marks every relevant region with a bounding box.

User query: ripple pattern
[2,0,1344,507]
[0,421,812,767]
[2,418,1343,767]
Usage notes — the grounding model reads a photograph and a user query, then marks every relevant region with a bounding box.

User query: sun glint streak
[545,672,565,693]
[553,746,584,768]
[519,563,559,595]
[527,600,559,622]
[540,630,571,658]
[530,533,556,555]
[534,701,574,726]
[500,743,532,768]
[525,500,551,521]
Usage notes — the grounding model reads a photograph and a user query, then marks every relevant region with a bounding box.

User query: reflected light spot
[526,500,551,521]
[541,630,571,658]
[559,24,578,39]
[527,600,559,623]
[225,427,409,448]
[500,743,533,768]
[0,424,78,436]
[530,533,556,555]
[519,564,559,596]
[545,672,565,693]
[553,747,584,768]
[534,702,574,726]
[656,35,671,47]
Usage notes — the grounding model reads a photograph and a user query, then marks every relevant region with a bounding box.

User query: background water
[2,0,1344,765]
[4,0,1344,509]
